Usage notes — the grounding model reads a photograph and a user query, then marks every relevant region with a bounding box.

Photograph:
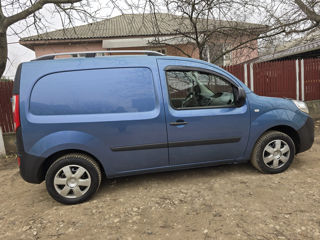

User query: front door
[157,59,250,165]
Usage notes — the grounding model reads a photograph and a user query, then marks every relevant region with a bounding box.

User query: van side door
[157,59,250,165]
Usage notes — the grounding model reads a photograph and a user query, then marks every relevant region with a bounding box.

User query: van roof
[29,54,218,69]
[34,50,165,61]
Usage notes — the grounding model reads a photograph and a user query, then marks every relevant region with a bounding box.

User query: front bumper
[297,116,314,153]
[16,127,45,184]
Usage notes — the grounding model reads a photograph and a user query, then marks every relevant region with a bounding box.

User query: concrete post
[0,127,6,156]
[206,46,210,63]
[250,63,254,91]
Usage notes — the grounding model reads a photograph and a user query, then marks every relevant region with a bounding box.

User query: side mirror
[235,87,246,107]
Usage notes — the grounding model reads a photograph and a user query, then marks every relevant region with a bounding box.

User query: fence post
[244,64,248,86]
[295,60,300,100]
[0,127,6,156]
[301,59,305,101]
[250,63,254,91]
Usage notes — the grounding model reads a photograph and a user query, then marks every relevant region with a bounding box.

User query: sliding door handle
[170,120,188,126]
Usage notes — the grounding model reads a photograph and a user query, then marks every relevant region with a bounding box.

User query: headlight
[292,100,309,114]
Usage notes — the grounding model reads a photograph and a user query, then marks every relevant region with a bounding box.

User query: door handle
[170,120,188,126]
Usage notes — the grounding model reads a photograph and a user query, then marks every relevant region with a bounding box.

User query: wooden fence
[0,81,14,133]
[224,58,320,101]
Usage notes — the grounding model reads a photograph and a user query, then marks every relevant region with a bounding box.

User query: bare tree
[252,0,320,56]
[295,0,320,23]
[1,0,319,78]
[0,0,104,78]
[146,0,320,64]
[144,0,267,65]
[275,0,320,34]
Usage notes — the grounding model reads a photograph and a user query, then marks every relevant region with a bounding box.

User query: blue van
[13,51,314,204]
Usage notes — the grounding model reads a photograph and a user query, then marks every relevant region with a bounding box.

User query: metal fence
[224,58,320,101]
[0,81,14,133]
[304,58,320,101]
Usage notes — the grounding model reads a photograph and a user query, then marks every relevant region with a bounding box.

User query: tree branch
[4,0,82,27]
[0,1,4,19]
[294,0,320,23]
[0,31,8,77]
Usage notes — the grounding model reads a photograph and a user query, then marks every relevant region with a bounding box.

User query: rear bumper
[297,116,314,153]
[16,127,45,184]
[20,152,45,184]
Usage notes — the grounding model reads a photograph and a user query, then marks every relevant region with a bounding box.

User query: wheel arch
[267,125,300,153]
[39,149,107,182]
[249,125,300,158]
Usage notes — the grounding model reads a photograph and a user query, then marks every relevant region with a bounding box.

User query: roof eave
[19,37,104,47]
[19,33,184,47]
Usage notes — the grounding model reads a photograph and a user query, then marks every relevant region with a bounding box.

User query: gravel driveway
[0,119,319,240]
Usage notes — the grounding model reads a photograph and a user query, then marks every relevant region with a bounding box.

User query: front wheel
[45,153,101,204]
[251,131,295,174]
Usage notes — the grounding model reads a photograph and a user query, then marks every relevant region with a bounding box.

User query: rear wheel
[251,131,295,174]
[45,153,101,204]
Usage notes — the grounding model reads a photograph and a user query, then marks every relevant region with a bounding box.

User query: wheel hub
[67,178,78,188]
[273,150,281,159]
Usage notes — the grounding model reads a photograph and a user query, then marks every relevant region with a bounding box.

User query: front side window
[166,70,234,109]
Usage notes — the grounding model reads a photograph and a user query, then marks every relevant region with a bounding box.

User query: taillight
[13,95,20,131]
[17,156,21,167]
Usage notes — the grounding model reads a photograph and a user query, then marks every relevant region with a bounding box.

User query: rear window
[30,68,156,115]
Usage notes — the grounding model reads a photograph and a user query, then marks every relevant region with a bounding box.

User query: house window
[72,52,104,58]
[223,44,232,66]
[72,53,87,58]
[95,52,105,57]
[205,43,232,66]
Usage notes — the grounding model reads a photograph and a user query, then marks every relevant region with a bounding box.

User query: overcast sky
[3,1,121,79]
[5,36,35,79]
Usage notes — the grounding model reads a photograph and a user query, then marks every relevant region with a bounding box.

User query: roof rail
[34,50,165,61]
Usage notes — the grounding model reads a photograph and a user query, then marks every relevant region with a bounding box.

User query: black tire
[251,131,295,174]
[45,153,101,204]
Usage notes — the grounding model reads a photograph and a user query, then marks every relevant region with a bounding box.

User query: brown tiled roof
[21,13,265,42]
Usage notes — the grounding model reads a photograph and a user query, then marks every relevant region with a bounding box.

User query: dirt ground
[0,120,320,240]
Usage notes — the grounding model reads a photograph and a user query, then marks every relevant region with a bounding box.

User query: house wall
[34,42,104,58]
[32,39,255,65]
[231,40,259,65]
[33,41,200,59]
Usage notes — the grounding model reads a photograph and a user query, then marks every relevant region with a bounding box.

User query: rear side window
[30,68,156,115]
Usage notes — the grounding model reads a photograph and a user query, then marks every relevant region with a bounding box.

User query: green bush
[0,77,13,82]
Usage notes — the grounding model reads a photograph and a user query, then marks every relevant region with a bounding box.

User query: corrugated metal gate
[224,58,320,101]
[304,58,320,101]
